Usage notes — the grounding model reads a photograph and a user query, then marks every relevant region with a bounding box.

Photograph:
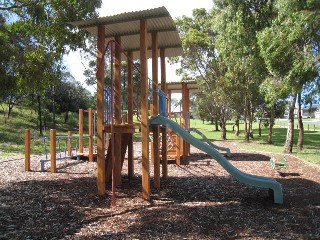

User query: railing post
[25,129,31,171]
[50,129,57,173]
[67,131,72,156]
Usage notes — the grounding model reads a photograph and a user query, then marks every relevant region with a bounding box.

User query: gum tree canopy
[0,0,101,130]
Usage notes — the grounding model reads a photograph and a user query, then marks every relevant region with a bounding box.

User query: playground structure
[25,7,283,204]
[25,108,97,171]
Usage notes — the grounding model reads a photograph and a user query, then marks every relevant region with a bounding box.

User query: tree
[259,77,287,143]
[0,0,102,133]
[49,73,92,124]
[1,0,102,55]
[213,0,275,142]
[175,8,232,140]
[257,0,320,153]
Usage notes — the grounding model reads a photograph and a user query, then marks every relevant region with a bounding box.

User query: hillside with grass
[0,106,81,155]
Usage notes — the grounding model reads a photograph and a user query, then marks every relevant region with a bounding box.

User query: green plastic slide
[149,115,283,204]
[189,127,232,157]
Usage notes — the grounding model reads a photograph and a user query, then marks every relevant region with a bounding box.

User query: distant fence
[275,120,320,132]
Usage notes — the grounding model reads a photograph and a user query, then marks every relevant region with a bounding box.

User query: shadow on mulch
[0,177,110,239]
[183,152,271,164]
[1,169,319,239]
[114,173,320,239]
[225,152,271,162]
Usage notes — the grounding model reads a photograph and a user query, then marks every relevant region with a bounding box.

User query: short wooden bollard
[50,129,57,173]
[88,108,93,161]
[79,109,84,153]
[67,131,72,157]
[25,129,31,171]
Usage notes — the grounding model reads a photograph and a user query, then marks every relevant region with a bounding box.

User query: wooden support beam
[182,82,189,158]
[88,108,93,161]
[140,19,150,200]
[114,36,122,186]
[79,108,84,153]
[50,129,56,173]
[114,36,122,125]
[96,25,106,195]
[24,129,31,171]
[127,51,134,179]
[152,32,160,189]
[160,48,167,179]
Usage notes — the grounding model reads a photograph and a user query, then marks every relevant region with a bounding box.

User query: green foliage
[0,0,101,129]
[257,0,320,89]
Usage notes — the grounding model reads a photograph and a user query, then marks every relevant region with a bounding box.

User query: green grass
[0,105,85,154]
[1,106,319,166]
[189,118,320,165]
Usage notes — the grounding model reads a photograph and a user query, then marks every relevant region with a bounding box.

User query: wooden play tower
[70,7,187,202]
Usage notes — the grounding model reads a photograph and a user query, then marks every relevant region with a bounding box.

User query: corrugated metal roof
[162,81,199,94]
[69,7,182,60]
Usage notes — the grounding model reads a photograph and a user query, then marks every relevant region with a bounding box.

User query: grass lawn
[189,118,320,165]
[1,106,319,165]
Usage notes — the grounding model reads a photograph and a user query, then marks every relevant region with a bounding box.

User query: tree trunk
[258,119,262,137]
[7,96,15,119]
[220,121,227,140]
[267,106,275,144]
[284,91,297,153]
[244,99,250,142]
[249,107,254,139]
[214,118,219,131]
[297,92,304,151]
[37,94,43,136]
[234,116,240,136]
[64,111,69,123]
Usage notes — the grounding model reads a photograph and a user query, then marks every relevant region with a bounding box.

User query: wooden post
[88,108,93,161]
[25,129,31,171]
[50,129,57,173]
[152,32,160,189]
[96,25,106,195]
[160,48,167,179]
[176,134,181,165]
[114,36,122,186]
[127,51,134,179]
[79,108,84,153]
[140,19,150,199]
[182,82,190,157]
[67,131,72,157]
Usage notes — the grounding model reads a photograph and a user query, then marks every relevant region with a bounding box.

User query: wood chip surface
[0,141,319,239]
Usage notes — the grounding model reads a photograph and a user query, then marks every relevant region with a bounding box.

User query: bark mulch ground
[0,141,319,239]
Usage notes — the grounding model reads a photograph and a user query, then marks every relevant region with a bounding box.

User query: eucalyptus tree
[257,0,320,152]
[175,8,233,140]
[212,0,274,142]
[0,0,102,133]
[259,77,287,143]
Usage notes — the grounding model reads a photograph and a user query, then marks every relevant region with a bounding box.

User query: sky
[63,0,213,93]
